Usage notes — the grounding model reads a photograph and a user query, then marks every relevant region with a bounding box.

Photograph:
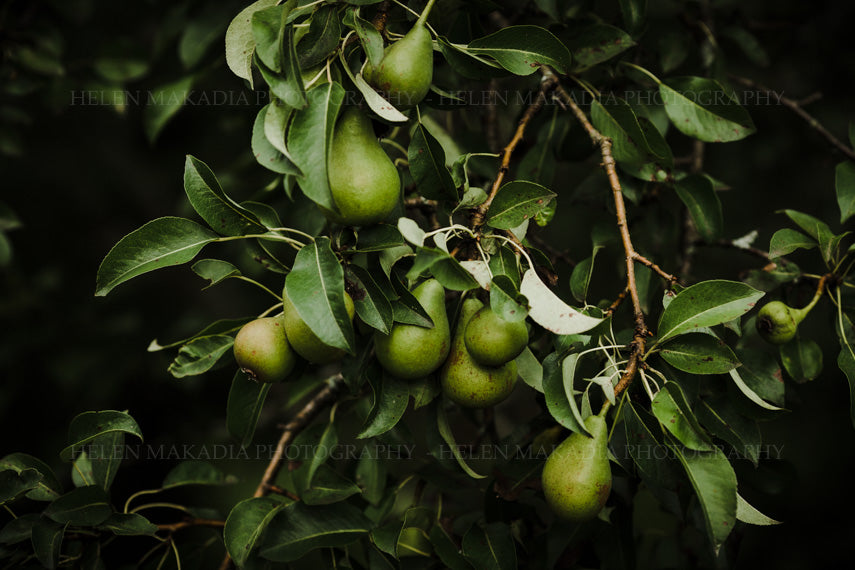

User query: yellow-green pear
[374,279,450,379]
[464,306,528,367]
[440,298,518,408]
[233,317,296,383]
[282,288,355,363]
[541,412,612,521]
[325,106,401,226]
[364,1,434,109]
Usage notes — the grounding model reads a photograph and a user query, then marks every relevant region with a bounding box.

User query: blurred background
[1,0,854,567]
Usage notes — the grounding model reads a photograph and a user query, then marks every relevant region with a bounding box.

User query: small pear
[440,298,518,408]
[374,279,450,379]
[364,5,434,109]
[326,107,401,226]
[541,413,612,521]
[233,317,297,383]
[463,306,528,367]
[283,288,355,363]
[756,285,822,345]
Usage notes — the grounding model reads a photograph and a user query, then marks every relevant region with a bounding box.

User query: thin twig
[731,75,855,162]
[604,286,630,317]
[633,252,678,285]
[544,66,651,398]
[217,376,344,570]
[157,519,225,533]
[471,76,558,231]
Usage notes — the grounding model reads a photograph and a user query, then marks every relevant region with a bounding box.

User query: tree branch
[731,75,855,162]
[157,518,224,533]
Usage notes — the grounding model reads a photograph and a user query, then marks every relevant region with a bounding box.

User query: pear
[326,107,401,226]
[755,288,823,344]
[283,288,355,363]
[440,298,518,408]
[233,317,296,383]
[463,306,528,367]
[364,1,434,109]
[374,279,450,379]
[541,412,612,521]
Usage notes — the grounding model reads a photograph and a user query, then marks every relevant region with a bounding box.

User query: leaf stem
[618,61,663,85]
[236,276,282,301]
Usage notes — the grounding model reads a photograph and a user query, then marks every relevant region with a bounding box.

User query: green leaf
[665,437,737,553]
[346,265,393,334]
[736,494,781,525]
[301,464,362,505]
[297,5,341,68]
[87,432,124,491]
[252,105,301,175]
[287,82,346,211]
[659,333,740,374]
[781,209,833,243]
[516,347,543,392]
[623,401,678,490]
[489,246,520,289]
[408,248,480,291]
[355,450,386,506]
[542,353,589,436]
[660,77,755,142]
[278,16,308,108]
[618,0,646,33]
[729,368,786,412]
[430,524,470,570]
[437,37,506,80]
[355,223,405,252]
[95,217,218,296]
[780,338,823,382]
[349,7,384,68]
[31,518,64,570]
[292,421,338,495]
[735,350,784,408]
[149,318,250,352]
[838,349,855,429]
[192,259,241,288]
[264,97,295,156]
[656,280,763,343]
[44,486,112,526]
[252,4,284,71]
[168,335,234,378]
[409,122,457,201]
[358,370,409,439]
[260,502,372,562]
[163,460,236,489]
[98,513,158,536]
[721,26,769,67]
[349,70,408,123]
[0,469,42,504]
[462,521,516,570]
[569,247,600,303]
[768,228,816,258]
[0,513,40,544]
[485,181,556,230]
[836,161,855,223]
[225,0,279,87]
[143,75,194,143]
[468,25,572,75]
[71,452,93,488]
[60,411,143,461]
[0,454,61,501]
[696,397,762,466]
[391,275,434,327]
[410,375,441,409]
[490,275,528,322]
[651,383,712,451]
[520,269,603,335]
[436,401,487,479]
[568,24,635,68]
[227,370,272,447]
[590,97,651,165]
[285,237,355,353]
[674,174,723,242]
[226,496,289,566]
[184,155,266,236]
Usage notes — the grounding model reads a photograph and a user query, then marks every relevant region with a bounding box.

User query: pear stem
[417,0,438,27]
[794,273,830,321]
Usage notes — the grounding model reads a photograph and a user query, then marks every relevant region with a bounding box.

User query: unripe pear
[755,301,802,345]
[326,107,401,226]
[364,4,434,109]
[282,288,355,363]
[233,317,297,383]
[463,306,528,367]
[440,298,518,408]
[541,413,612,521]
[374,279,450,379]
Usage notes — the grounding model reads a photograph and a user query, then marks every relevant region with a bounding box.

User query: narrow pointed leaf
[468,26,572,75]
[542,353,589,436]
[769,228,815,258]
[674,174,723,241]
[184,155,266,236]
[225,0,278,86]
[226,496,289,566]
[436,402,486,479]
[44,486,112,526]
[485,181,556,230]
[260,502,371,561]
[358,371,409,439]
[409,122,457,201]
[736,493,781,525]
[836,161,855,223]
[660,77,755,142]
[521,269,602,335]
[227,370,272,447]
[659,333,739,374]
[60,411,142,461]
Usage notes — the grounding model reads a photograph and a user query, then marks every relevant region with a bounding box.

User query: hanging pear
[463,305,528,367]
[440,298,518,408]
[233,317,297,383]
[325,106,401,226]
[282,288,355,363]
[541,412,612,521]
[374,278,450,379]
[364,0,435,109]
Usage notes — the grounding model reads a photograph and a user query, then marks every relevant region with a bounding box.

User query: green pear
[233,317,296,383]
[463,306,528,367]
[364,4,434,109]
[541,412,612,521]
[282,288,355,363]
[440,298,518,408]
[374,279,450,379]
[326,106,401,226]
[755,288,822,345]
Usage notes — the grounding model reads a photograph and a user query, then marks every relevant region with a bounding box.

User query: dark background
[2,0,854,567]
